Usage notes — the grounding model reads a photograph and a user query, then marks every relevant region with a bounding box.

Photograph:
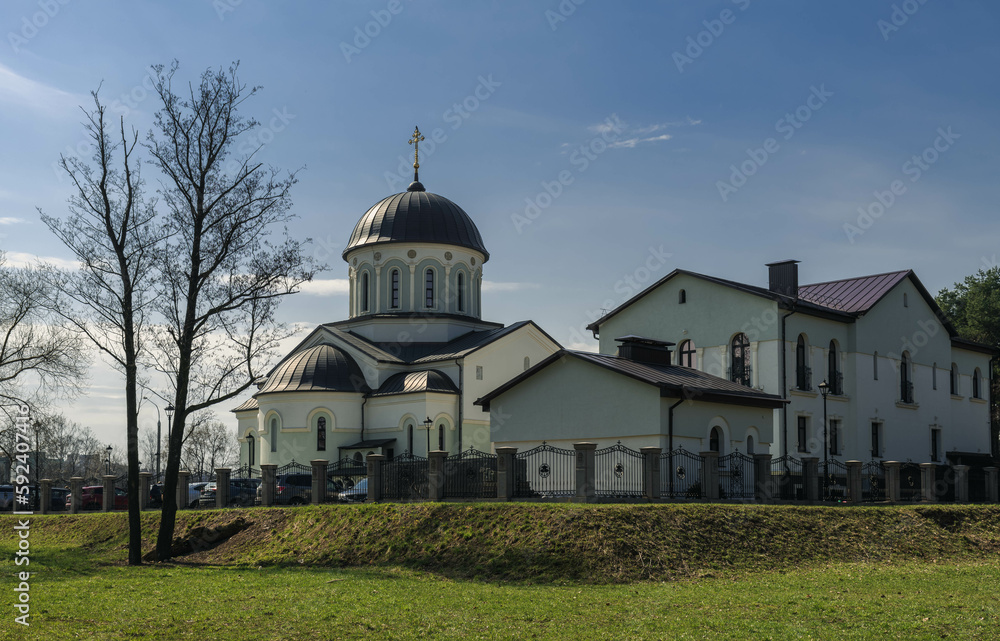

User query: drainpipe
[667,394,684,497]
[360,395,368,444]
[780,306,797,459]
[454,358,464,452]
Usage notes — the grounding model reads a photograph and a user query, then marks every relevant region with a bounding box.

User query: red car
[65,486,128,511]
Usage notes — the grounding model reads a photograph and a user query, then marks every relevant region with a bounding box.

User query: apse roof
[256,344,369,395]
[369,370,459,397]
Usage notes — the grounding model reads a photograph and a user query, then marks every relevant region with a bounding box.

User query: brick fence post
[309,460,328,505]
[216,468,231,508]
[754,453,773,503]
[641,447,662,500]
[985,467,999,503]
[428,450,448,501]
[39,479,51,514]
[139,472,152,510]
[495,447,517,500]
[69,477,83,514]
[366,454,384,502]
[846,460,862,503]
[700,451,719,500]
[802,457,819,503]
[574,442,597,502]
[102,475,116,512]
[919,463,937,502]
[882,461,900,502]
[260,465,276,507]
[953,465,969,504]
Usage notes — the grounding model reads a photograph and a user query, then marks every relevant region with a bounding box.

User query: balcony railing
[728,364,753,387]
[900,380,914,404]
[796,366,811,391]
[829,371,844,395]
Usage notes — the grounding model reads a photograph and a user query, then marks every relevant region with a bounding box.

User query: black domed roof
[257,344,369,395]
[343,183,489,260]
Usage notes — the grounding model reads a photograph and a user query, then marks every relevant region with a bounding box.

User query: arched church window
[678,339,696,368]
[900,352,913,403]
[678,289,686,304]
[730,333,751,386]
[457,272,465,312]
[425,269,434,308]
[524,356,530,371]
[270,417,278,452]
[795,334,809,390]
[710,427,721,453]
[362,272,370,313]
[390,269,400,309]
[438,423,445,451]
[354,452,363,463]
[407,423,414,454]
[317,416,326,451]
[247,434,255,466]
[746,434,755,455]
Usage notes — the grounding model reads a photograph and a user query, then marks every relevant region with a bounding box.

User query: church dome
[256,344,369,395]
[343,182,489,260]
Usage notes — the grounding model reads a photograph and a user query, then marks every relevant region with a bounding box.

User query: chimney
[615,336,675,367]
[766,259,800,298]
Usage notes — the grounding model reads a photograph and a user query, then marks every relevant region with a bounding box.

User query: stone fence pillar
[69,477,83,514]
[700,451,719,500]
[953,465,970,504]
[309,460,328,505]
[216,468,232,508]
[177,470,191,509]
[260,465,276,507]
[919,463,937,503]
[883,461,900,502]
[428,451,448,501]
[39,479,51,514]
[802,457,819,502]
[495,447,517,500]
[846,460,862,503]
[139,472,152,510]
[985,467,999,503]
[366,454,384,502]
[753,454,772,503]
[641,447,662,500]
[102,475,116,513]
[574,443,597,502]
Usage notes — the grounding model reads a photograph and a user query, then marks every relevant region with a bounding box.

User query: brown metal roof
[369,370,459,397]
[797,270,910,313]
[256,344,370,395]
[230,397,259,413]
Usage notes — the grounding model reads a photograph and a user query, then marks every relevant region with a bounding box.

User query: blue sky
[1,1,998,447]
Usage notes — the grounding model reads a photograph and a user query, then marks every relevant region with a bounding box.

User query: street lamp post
[423,417,433,455]
[818,380,830,499]
[106,445,113,476]
[164,404,174,483]
[144,397,162,482]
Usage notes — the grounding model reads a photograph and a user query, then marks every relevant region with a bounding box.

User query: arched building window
[457,272,465,312]
[730,333,751,386]
[425,269,435,308]
[407,423,414,454]
[901,352,913,403]
[270,417,278,452]
[709,427,722,454]
[317,416,326,451]
[438,423,446,451]
[361,272,370,313]
[390,269,400,309]
[524,356,530,371]
[873,351,879,380]
[247,434,255,466]
[828,340,841,394]
[678,289,686,304]
[678,339,696,368]
[950,363,959,395]
[746,434,755,455]
[973,368,983,399]
[795,334,810,390]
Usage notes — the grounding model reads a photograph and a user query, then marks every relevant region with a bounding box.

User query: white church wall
[255,391,365,466]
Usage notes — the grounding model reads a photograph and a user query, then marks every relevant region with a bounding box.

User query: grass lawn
[4,554,999,640]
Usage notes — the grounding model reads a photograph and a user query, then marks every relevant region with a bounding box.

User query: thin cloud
[0,63,81,114]
[610,133,673,149]
[296,279,350,296]
[482,281,541,292]
[0,217,26,225]
[584,115,699,150]
[4,251,80,270]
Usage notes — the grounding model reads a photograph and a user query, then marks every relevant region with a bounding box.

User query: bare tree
[180,412,238,480]
[39,91,159,565]
[146,62,316,560]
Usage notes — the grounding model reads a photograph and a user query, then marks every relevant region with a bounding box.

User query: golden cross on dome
[408,126,425,182]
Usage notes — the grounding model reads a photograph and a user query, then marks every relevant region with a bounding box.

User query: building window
[247,434,255,466]
[361,272,370,313]
[873,351,878,380]
[407,424,414,454]
[931,428,941,462]
[457,272,465,312]
[678,289,686,304]
[709,427,721,453]
[678,339,696,368]
[730,333,751,386]
[425,269,435,308]
[317,416,326,451]
[900,352,913,403]
[828,340,841,395]
[903,292,908,307]
[438,424,446,451]
[950,363,959,395]
[973,368,983,399]
[797,417,809,452]
[746,435,755,455]
[829,419,841,456]
[270,418,278,452]
[795,335,810,391]
[523,356,530,371]
[932,363,937,390]
[871,422,882,458]
[390,269,400,309]
[476,366,483,380]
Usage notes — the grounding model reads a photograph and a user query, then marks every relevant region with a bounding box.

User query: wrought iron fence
[325,458,368,503]
[968,465,988,503]
[933,465,955,503]
[231,465,262,506]
[659,448,704,499]
[898,462,922,501]
[443,448,497,499]
[381,453,429,501]
[594,441,644,498]
[861,461,885,502]
[822,459,849,502]
[513,442,576,498]
[273,462,313,505]
[770,455,805,501]
[719,451,754,500]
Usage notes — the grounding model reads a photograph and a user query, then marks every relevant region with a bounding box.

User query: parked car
[255,474,347,505]
[67,486,128,511]
[199,478,260,507]
[0,484,16,510]
[145,483,201,508]
[338,478,368,502]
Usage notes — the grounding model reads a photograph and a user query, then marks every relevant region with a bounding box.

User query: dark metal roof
[343,186,489,260]
[230,397,259,413]
[369,370,459,397]
[256,344,370,395]
[797,270,910,313]
[476,349,787,411]
[339,438,396,450]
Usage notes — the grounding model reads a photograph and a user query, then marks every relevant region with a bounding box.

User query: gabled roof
[369,370,459,397]
[475,349,787,411]
[797,270,910,313]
